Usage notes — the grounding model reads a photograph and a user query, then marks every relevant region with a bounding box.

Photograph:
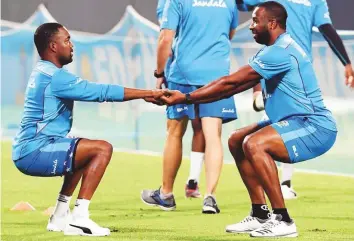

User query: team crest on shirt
[287,0,311,7]
[192,0,227,8]
[275,120,289,128]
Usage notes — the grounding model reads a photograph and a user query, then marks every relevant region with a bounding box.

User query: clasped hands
[144,89,186,106]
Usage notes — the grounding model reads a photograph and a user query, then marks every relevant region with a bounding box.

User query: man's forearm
[188,77,234,103]
[156,35,173,73]
[191,78,259,104]
[189,65,261,103]
[123,88,153,101]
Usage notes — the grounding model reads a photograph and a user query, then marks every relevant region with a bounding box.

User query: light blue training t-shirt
[249,33,336,131]
[12,60,124,160]
[160,0,239,86]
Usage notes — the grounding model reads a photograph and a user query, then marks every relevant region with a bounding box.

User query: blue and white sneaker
[141,188,176,211]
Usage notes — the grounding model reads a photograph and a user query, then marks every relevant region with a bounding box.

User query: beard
[58,54,73,66]
[253,30,271,45]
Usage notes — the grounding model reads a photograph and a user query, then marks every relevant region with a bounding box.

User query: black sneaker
[202,195,220,214]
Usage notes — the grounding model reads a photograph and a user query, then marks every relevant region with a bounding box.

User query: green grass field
[1,141,354,241]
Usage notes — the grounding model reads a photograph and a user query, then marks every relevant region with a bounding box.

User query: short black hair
[34,22,63,56]
[258,1,288,29]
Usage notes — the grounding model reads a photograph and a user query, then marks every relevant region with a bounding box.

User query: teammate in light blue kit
[142,0,240,214]
[160,2,337,237]
[157,0,206,198]
[246,0,354,199]
[157,0,265,199]
[12,23,162,237]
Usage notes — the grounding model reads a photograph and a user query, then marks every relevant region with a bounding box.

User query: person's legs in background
[185,106,205,198]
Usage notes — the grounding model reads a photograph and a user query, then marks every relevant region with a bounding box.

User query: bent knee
[242,135,262,156]
[228,130,243,151]
[97,141,113,156]
[167,120,188,138]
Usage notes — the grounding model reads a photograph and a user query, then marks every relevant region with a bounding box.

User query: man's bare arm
[161,65,261,105]
[156,29,175,74]
[188,65,261,103]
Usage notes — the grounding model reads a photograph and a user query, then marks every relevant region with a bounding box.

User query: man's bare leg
[162,117,189,194]
[186,116,205,198]
[49,139,113,236]
[141,117,188,211]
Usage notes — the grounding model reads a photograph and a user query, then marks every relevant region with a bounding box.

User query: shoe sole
[47,224,64,232]
[64,226,110,237]
[250,232,298,238]
[140,193,176,211]
[202,206,219,214]
[185,194,202,199]
[225,229,253,234]
[64,231,110,237]
[47,228,63,232]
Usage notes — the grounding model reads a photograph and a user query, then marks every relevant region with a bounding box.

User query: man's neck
[41,55,63,68]
[267,29,286,46]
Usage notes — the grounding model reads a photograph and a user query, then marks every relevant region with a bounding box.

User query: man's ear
[269,19,277,30]
[49,41,57,53]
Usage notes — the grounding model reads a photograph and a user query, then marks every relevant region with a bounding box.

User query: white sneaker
[250,214,298,238]
[64,215,110,237]
[281,185,297,200]
[225,215,268,233]
[47,210,70,232]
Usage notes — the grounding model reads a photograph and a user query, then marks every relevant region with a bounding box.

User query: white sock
[281,163,294,184]
[53,194,72,216]
[204,193,216,199]
[72,199,90,218]
[187,152,204,183]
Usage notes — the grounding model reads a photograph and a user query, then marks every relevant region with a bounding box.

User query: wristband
[185,93,193,104]
[154,70,165,78]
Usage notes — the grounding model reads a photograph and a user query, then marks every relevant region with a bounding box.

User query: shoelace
[241,216,255,223]
[204,197,215,206]
[151,189,160,197]
[259,220,281,230]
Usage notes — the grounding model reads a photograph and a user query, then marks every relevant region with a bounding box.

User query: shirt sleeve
[160,0,181,31]
[313,0,332,27]
[240,0,263,5]
[231,7,238,29]
[248,46,292,80]
[51,69,125,102]
[156,0,166,24]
